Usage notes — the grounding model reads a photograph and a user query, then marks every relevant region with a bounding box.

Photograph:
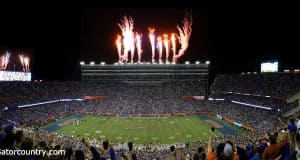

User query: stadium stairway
[285,92,300,117]
[287,91,300,104]
[285,99,300,117]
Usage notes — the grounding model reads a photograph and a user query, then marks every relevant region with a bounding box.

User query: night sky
[0,7,299,81]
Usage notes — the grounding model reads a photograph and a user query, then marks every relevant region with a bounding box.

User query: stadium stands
[1,71,300,159]
[211,73,300,98]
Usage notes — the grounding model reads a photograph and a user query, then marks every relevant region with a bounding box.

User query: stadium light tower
[90,61,95,65]
[80,61,85,65]
[205,61,210,65]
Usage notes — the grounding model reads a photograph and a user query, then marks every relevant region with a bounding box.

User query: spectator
[262,132,288,160]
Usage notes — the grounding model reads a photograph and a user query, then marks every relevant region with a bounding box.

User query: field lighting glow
[231,100,272,110]
[185,61,190,64]
[205,61,210,65]
[80,61,85,65]
[18,99,83,108]
[195,61,200,64]
[90,61,95,65]
[100,62,106,65]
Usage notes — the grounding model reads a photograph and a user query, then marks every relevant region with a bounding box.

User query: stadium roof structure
[81,63,209,82]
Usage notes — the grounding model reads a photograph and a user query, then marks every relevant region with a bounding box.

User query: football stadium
[1,8,300,160]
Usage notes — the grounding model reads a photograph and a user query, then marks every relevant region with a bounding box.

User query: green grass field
[44,115,227,145]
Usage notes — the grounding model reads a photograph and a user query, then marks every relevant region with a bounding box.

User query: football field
[42,115,241,145]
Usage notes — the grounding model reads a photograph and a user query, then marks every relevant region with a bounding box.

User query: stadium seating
[1,72,300,159]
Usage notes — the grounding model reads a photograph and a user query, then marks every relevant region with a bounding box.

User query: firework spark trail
[157,36,163,64]
[148,27,156,63]
[135,32,143,63]
[173,13,192,63]
[0,55,4,70]
[24,57,30,72]
[115,35,122,63]
[130,36,135,64]
[3,52,10,70]
[170,33,177,61]
[118,16,134,63]
[163,34,170,63]
[19,54,25,71]
[0,55,6,70]
[0,57,2,70]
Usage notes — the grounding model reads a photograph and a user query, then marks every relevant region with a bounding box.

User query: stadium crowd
[211,73,300,98]
[209,94,286,112]
[1,99,281,136]
[1,113,300,160]
[0,97,296,159]
[0,72,300,159]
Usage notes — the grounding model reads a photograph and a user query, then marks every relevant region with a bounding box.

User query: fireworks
[0,51,31,73]
[117,16,135,64]
[163,34,170,63]
[157,36,163,64]
[170,33,177,59]
[24,57,30,72]
[148,27,156,63]
[115,12,192,64]
[0,54,5,70]
[115,34,122,63]
[173,13,193,63]
[19,54,25,71]
[135,32,143,63]
[19,54,30,72]
[0,52,10,70]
